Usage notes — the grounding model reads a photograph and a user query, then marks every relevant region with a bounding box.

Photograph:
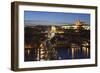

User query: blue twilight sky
[24,11,90,24]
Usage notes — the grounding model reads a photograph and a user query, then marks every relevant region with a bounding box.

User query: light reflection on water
[56,43,90,60]
[25,45,90,61]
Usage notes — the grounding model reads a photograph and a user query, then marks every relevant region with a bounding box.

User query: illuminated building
[61,20,90,30]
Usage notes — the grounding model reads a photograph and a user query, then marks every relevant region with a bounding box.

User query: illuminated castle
[62,20,90,30]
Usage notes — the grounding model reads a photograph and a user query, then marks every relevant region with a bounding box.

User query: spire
[75,20,82,26]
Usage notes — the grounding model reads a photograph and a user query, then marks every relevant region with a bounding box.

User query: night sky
[24,11,90,25]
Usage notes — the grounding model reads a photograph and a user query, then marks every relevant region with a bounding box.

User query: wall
[0,0,99,73]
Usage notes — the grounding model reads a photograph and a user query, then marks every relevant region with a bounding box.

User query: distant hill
[24,20,72,26]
